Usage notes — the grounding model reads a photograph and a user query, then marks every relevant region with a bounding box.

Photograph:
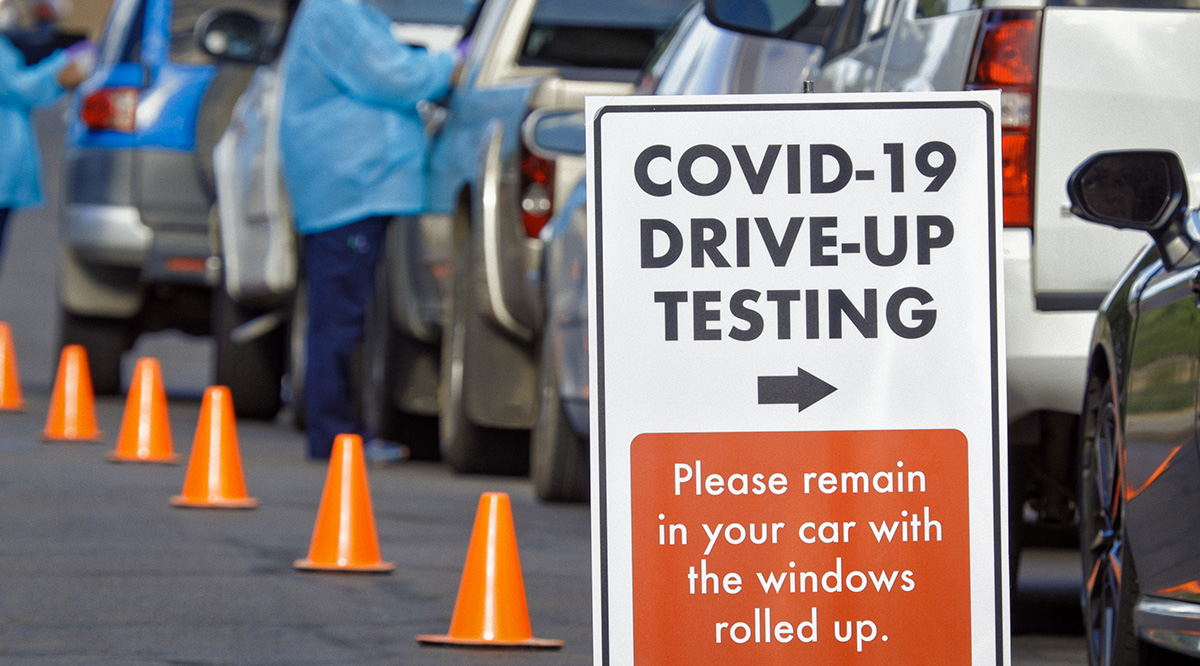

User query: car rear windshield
[520,0,693,70]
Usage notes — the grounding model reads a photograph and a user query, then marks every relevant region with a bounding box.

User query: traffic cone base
[171,494,258,509]
[108,451,181,464]
[416,492,563,650]
[44,433,103,443]
[415,633,564,649]
[108,357,179,463]
[171,386,257,509]
[42,344,102,442]
[0,322,24,411]
[293,557,394,573]
[294,433,393,573]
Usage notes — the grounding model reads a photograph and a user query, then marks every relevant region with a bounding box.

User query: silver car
[199,0,466,421]
[526,1,834,500]
[380,0,691,474]
[708,0,1200,587]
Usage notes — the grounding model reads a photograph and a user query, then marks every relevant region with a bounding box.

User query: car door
[1121,262,1200,593]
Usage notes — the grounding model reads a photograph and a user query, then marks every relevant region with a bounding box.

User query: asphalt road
[0,108,1090,664]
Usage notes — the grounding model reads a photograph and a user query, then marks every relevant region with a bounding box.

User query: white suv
[706,0,1200,543]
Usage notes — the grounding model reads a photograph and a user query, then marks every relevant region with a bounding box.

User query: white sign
[588,93,1007,665]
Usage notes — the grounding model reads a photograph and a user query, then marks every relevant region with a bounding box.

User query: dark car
[1071,149,1200,665]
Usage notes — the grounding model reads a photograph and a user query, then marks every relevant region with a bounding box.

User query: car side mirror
[1068,150,1194,269]
[522,109,585,159]
[195,9,266,64]
[704,0,817,38]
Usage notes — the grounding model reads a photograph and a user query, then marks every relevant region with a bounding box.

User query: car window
[914,0,979,19]
[826,0,896,57]
[170,0,287,64]
[637,2,703,94]
[370,0,472,23]
[519,0,692,70]
[117,0,146,63]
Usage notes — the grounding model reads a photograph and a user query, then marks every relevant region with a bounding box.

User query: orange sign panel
[631,430,970,663]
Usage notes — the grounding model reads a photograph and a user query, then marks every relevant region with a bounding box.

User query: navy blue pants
[302,215,390,459]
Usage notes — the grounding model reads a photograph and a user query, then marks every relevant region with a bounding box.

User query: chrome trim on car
[1136,597,1200,658]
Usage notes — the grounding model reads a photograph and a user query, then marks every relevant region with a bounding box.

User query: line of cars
[529,0,1200,663]
[61,0,1200,661]
[60,0,469,421]
[194,0,692,465]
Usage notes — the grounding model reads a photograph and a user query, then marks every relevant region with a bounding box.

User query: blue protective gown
[0,35,66,209]
[279,0,457,235]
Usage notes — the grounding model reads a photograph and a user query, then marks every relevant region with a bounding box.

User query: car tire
[59,310,129,395]
[288,277,308,430]
[361,266,439,460]
[212,285,285,420]
[1079,374,1145,666]
[531,335,588,502]
[439,236,529,476]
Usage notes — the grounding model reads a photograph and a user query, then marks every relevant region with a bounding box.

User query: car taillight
[520,145,554,238]
[967,11,1041,228]
[81,87,139,132]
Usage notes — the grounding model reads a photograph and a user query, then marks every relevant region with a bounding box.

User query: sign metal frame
[589,94,1007,665]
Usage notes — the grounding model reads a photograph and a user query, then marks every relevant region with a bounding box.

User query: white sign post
[588,92,1007,665]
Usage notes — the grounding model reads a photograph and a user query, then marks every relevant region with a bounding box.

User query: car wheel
[59,310,129,395]
[361,266,404,438]
[212,286,285,420]
[287,278,308,430]
[361,266,439,460]
[531,334,588,502]
[439,235,528,475]
[1079,374,1143,666]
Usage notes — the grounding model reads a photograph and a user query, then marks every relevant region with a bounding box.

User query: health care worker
[279,0,458,460]
[0,0,84,276]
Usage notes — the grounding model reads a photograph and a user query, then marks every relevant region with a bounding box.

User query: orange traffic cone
[42,344,102,442]
[171,386,257,508]
[294,434,393,572]
[108,357,179,463]
[416,492,563,649]
[0,322,23,411]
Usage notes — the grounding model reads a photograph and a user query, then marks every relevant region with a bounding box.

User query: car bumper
[60,203,216,286]
[60,203,150,268]
[1003,229,1097,421]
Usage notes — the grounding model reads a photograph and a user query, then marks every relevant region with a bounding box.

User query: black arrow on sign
[758,368,837,412]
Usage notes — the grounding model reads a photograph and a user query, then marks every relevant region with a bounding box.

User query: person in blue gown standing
[279,0,459,461]
[0,0,84,278]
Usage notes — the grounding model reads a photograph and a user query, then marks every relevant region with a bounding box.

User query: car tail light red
[520,145,555,238]
[967,11,1041,228]
[81,87,139,132]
